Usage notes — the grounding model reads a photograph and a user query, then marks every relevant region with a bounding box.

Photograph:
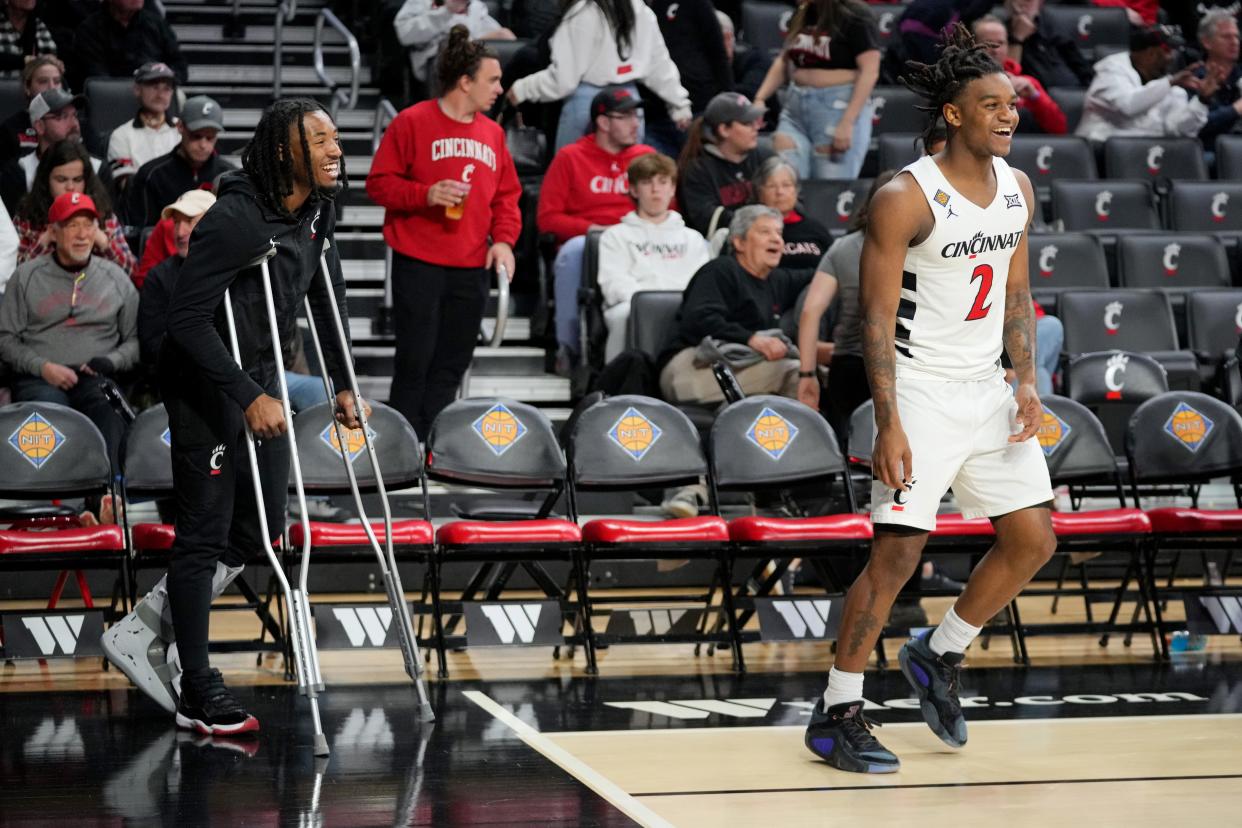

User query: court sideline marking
[462,690,674,828]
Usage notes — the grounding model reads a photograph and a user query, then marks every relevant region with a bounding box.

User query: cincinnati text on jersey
[940,229,1025,259]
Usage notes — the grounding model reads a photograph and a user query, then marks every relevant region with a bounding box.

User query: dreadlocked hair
[241,97,345,217]
[899,23,1002,145]
[437,25,498,95]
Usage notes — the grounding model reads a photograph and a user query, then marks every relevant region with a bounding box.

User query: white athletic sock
[822,666,865,710]
[929,605,982,656]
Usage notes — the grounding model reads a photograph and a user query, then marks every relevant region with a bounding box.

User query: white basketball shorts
[870,370,1054,532]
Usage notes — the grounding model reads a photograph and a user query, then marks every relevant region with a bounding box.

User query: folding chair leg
[716,554,746,673]
[1077,563,1094,623]
[444,563,494,636]
[1133,549,1162,660]
[1145,543,1170,660]
[1008,600,1030,666]
[1050,556,1070,615]
[429,556,449,679]
[1099,557,1136,647]
[572,553,598,675]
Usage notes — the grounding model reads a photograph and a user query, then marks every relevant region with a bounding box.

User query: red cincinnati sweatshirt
[536,136,655,245]
[366,100,522,268]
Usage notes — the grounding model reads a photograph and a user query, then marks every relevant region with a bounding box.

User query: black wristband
[798,370,816,378]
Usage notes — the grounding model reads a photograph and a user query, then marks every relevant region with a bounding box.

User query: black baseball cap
[702,92,764,135]
[1130,25,1183,52]
[587,86,642,131]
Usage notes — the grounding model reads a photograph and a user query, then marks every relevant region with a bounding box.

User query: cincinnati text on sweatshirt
[536,137,655,244]
[366,99,522,268]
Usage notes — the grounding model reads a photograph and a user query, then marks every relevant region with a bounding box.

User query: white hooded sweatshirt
[597,209,709,360]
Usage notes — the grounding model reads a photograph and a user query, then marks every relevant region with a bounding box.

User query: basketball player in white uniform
[804,26,1056,773]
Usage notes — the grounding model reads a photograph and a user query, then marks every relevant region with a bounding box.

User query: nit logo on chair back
[319,422,378,463]
[608,407,662,461]
[472,403,527,456]
[1164,402,1213,453]
[746,407,798,460]
[7,412,66,469]
[1036,407,1072,457]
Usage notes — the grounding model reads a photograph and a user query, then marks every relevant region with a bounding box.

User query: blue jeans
[776,82,873,180]
[285,371,329,414]
[555,82,643,153]
[553,234,588,353]
[1036,315,1063,397]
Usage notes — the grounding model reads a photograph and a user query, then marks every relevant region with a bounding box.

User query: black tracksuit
[160,171,351,673]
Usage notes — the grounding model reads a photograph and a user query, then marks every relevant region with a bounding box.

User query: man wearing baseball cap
[1077,25,1209,143]
[0,88,101,214]
[133,187,214,288]
[108,62,181,182]
[0,190,138,471]
[676,91,772,237]
[125,94,234,227]
[536,85,655,372]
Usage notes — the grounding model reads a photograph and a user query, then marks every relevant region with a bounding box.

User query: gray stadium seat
[626,290,683,361]
[1166,181,1242,233]
[85,76,139,137]
[740,1,792,55]
[877,133,922,172]
[870,2,909,53]
[1026,233,1110,311]
[487,38,530,74]
[1045,87,1085,134]
[870,86,926,135]
[1043,5,1130,61]
[1186,289,1242,363]
[1216,134,1242,180]
[1051,180,1159,232]
[1103,137,1208,184]
[800,178,872,229]
[1116,234,1230,291]
[1008,135,1097,184]
[0,78,24,123]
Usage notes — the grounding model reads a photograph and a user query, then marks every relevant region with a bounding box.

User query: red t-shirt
[536,136,656,245]
[366,99,522,268]
[134,217,178,289]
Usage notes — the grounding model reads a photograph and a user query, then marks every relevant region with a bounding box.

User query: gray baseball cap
[181,95,224,132]
[29,88,86,121]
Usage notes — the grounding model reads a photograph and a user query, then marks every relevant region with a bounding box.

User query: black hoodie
[161,170,351,411]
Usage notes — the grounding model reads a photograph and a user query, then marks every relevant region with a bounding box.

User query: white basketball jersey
[895,155,1028,381]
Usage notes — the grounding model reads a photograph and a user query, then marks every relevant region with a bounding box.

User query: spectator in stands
[135,189,214,365]
[658,205,810,405]
[753,0,880,180]
[0,190,137,469]
[73,0,188,88]
[1195,10,1242,148]
[677,91,772,237]
[892,0,994,69]
[1076,27,1211,143]
[0,0,57,78]
[125,95,233,228]
[647,0,731,154]
[716,11,766,105]
[107,62,181,186]
[596,152,709,361]
[0,202,17,294]
[0,53,61,161]
[505,0,692,153]
[1092,0,1156,27]
[752,157,831,269]
[133,187,213,290]
[539,85,655,369]
[14,138,134,273]
[366,27,520,436]
[972,15,1067,135]
[0,88,99,214]
[394,0,514,94]
[1001,0,1094,89]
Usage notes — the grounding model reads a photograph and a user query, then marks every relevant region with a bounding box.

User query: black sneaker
[175,668,259,737]
[804,699,900,774]
[898,631,967,748]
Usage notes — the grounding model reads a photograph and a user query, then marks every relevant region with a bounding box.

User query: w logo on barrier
[332,606,393,647]
[480,604,542,644]
[21,615,86,655]
[464,601,563,646]
[755,598,842,641]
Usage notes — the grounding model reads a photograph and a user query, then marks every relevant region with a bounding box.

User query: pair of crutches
[222,245,435,757]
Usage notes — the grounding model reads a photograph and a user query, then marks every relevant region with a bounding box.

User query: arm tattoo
[861,315,898,429]
[1003,286,1036,384]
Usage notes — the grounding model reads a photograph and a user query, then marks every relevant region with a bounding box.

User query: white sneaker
[102,563,243,713]
[661,485,704,519]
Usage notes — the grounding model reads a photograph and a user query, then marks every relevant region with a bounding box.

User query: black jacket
[651,0,732,114]
[138,253,181,366]
[1003,12,1094,89]
[778,211,832,271]
[72,8,188,88]
[125,148,235,227]
[678,144,775,236]
[161,171,351,411]
[660,256,814,365]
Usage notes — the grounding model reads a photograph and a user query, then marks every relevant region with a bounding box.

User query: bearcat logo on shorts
[472,403,527,457]
[1163,402,1213,453]
[320,422,378,464]
[7,412,66,469]
[608,407,662,461]
[746,407,799,460]
[1036,407,1072,457]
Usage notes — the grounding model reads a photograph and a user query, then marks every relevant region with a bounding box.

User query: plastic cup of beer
[446,182,470,220]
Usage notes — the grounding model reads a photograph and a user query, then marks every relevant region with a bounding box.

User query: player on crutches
[104,99,374,742]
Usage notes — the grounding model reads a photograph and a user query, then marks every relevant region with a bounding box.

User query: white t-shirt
[108,116,181,179]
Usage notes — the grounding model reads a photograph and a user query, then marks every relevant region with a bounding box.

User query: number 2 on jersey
[964,263,993,321]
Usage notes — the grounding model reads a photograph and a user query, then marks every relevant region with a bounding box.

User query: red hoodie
[366,100,522,268]
[536,136,655,245]
[1091,0,1156,26]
